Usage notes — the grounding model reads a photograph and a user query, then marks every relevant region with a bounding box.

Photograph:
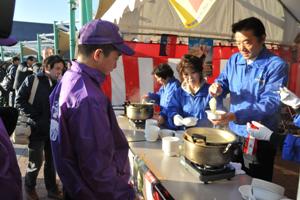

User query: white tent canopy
[98,0,300,45]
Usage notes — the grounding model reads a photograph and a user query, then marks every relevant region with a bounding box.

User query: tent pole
[0,46,4,61]
[80,0,93,27]
[85,0,93,22]
[37,34,42,62]
[19,42,24,62]
[80,0,88,27]
[69,0,77,59]
[53,21,59,55]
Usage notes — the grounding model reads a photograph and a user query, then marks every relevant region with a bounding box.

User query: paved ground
[14,144,62,200]
[14,144,299,200]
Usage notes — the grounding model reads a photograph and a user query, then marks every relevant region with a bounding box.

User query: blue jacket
[49,61,134,200]
[148,77,180,128]
[167,82,222,129]
[281,114,300,163]
[294,114,300,127]
[216,47,288,137]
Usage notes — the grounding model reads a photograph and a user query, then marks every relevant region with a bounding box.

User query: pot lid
[127,102,154,106]
[185,127,237,145]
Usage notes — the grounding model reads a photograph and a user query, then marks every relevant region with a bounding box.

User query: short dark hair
[232,17,266,39]
[77,44,119,57]
[11,56,19,62]
[152,63,174,80]
[177,54,205,82]
[43,55,65,69]
[26,56,36,62]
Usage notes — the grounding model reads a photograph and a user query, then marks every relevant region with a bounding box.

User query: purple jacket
[49,62,134,200]
[0,118,22,200]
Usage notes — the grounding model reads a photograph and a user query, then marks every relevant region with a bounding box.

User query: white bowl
[205,110,226,120]
[238,185,252,200]
[251,178,285,200]
[182,117,198,127]
[253,187,284,200]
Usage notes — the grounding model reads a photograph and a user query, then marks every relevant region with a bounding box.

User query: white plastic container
[144,125,160,142]
[162,136,180,156]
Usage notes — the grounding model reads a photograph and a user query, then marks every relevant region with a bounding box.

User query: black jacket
[13,62,33,91]
[0,63,18,92]
[15,72,57,140]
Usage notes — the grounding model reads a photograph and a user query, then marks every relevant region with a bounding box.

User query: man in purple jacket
[49,20,135,200]
[0,31,22,199]
[0,107,22,200]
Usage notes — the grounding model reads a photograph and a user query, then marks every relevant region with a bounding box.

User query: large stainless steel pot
[183,127,237,167]
[125,102,154,120]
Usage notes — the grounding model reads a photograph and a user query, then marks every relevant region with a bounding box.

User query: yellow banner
[169,0,216,29]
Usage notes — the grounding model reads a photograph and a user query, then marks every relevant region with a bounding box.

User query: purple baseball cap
[0,35,17,46]
[78,19,134,56]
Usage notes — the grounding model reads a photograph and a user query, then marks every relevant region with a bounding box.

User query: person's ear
[44,64,50,72]
[93,49,103,61]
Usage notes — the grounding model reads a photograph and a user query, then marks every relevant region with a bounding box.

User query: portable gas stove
[128,119,146,129]
[180,157,235,184]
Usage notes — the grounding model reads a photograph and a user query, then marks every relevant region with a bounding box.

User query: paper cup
[162,136,180,156]
[144,125,160,142]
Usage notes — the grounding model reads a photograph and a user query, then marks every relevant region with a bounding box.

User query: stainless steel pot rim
[184,127,237,145]
[127,102,154,106]
[184,136,229,147]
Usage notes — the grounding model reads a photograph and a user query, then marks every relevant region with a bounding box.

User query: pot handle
[191,134,207,144]
[223,143,232,154]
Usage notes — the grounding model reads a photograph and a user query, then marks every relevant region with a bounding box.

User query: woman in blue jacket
[167,54,222,130]
[143,63,180,128]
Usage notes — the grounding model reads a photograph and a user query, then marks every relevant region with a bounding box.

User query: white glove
[182,117,198,127]
[173,114,184,126]
[279,87,300,109]
[246,121,273,141]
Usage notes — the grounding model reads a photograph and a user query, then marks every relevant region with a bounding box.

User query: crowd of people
[0,16,299,200]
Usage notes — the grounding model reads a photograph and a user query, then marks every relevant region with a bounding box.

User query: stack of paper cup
[162,136,180,156]
[144,125,160,142]
[145,119,158,128]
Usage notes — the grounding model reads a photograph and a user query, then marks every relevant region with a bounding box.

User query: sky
[13,0,99,24]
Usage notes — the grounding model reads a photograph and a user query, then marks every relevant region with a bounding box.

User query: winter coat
[15,72,56,140]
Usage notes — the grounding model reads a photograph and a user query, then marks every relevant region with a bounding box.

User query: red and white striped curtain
[101,42,298,105]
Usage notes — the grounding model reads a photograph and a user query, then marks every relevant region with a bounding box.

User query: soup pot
[125,102,154,120]
[183,127,237,167]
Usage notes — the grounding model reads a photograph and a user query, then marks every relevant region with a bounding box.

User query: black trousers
[233,137,277,182]
[25,138,58,193]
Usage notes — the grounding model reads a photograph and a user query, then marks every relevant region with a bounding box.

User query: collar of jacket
[236,47,270,68]
[71,61,105,85]
[181,80,206,96]
[165,76,177,87]
[37,71,56,86]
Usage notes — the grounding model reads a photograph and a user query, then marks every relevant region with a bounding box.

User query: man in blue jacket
[209,17,288,181]
[49,20,135,200]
